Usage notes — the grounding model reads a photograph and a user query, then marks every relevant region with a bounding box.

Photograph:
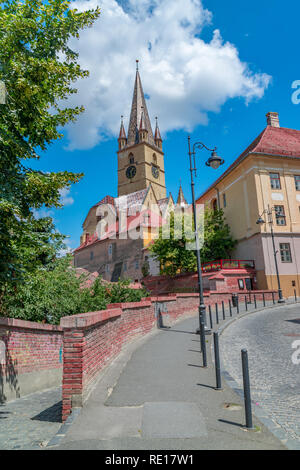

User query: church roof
[197,124,300,201]
[74,206,162,252]
[115,187,149,215]
[127,68,154,146]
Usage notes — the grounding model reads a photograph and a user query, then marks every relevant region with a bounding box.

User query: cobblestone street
[220,304,300,445]
[0,387,62,450]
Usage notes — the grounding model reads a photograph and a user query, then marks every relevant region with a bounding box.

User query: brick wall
[0,318,63,402]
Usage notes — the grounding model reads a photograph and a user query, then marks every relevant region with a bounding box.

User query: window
[212,199,218,211]
[108,244,113,256]
[270,173,281,190]
[295,175,300,191]
[135,260,139,270]
[223,193,227,208]
[129,153,134,164]
[280,243,292,262]
[274,205,286,225]
[90,251,94,260]
[123,262,127,272]
[153,153,157,164]
[106,264,110,272]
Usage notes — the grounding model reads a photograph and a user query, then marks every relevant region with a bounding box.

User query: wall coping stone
[0,317,63,332]
[60,308,122,329]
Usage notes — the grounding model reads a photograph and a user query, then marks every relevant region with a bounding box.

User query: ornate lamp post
[256,205,285,303]
[188,137,224,349]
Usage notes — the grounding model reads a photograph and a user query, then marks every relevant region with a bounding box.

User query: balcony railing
[202,259,255,273]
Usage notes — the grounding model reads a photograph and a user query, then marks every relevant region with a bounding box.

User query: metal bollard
[200,317,207,368]
[254,294,257,309]
[241,349,254,429]
[213,333,222,390]
[209,305,213,330]
[245,296,248,311]
[229,299,232,317]
[272,292,275,305]
[237,296,240,314]
[294,289,297,302]
[215,303,219,324]
[263,292,265,307]
[222,301,225,320]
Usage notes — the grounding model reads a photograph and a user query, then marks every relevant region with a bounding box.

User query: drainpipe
[216,188,221,210]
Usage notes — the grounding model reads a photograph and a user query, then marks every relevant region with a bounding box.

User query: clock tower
[117,62,166,200]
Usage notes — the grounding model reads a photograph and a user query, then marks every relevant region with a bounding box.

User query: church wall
[74,236,146,282]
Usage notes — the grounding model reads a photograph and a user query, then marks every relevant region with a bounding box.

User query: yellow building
[197,112,300,298]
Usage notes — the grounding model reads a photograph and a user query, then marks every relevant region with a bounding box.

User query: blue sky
[30,0,300,251]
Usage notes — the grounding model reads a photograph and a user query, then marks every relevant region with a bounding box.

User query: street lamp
[256,205,285,303]
[188,137,224,345]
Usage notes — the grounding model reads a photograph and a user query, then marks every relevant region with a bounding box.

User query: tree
[200,208,237,263]
[149,208,237,277]
[0,1,100,291]
[149,211,197,277]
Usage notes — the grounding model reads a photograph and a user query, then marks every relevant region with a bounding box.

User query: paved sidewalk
[0,387,62,450]
[52,314,286,450]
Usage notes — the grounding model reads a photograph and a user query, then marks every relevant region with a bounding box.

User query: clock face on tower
[126,165,136,179]
[151,165,159,179]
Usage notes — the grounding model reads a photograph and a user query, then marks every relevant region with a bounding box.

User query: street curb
[216,301,300,451]
[46,408,82,448]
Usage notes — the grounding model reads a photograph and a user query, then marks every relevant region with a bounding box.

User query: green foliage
[141,259,150,278]
[149,212,197,277]
[0,256,149,325]
[0,0,100,288]
[150,208,237,277]
[200,208,237,263]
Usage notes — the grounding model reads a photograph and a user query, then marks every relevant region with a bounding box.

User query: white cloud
[32,208,54,219]
[64,0,271,150]
[58,237,74,257]
[59,188,74,207]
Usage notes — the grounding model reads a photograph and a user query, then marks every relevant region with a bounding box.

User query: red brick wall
[0,318,63,401]
[0,318,63,376]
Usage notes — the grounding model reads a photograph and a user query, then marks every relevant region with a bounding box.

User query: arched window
[212,199,218,212]
[153,153,157,164]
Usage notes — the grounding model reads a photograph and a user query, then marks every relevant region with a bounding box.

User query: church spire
[127,61,154,147]
[154,116,162,149]
[118,115,127,150]
[177,181,187,207]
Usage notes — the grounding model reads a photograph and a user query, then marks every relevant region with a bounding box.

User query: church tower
[117,61,167,200]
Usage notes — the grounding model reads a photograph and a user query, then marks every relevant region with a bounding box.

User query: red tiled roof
[94,195,115,208]
[197,125,300,201]
[74,208,163,253]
